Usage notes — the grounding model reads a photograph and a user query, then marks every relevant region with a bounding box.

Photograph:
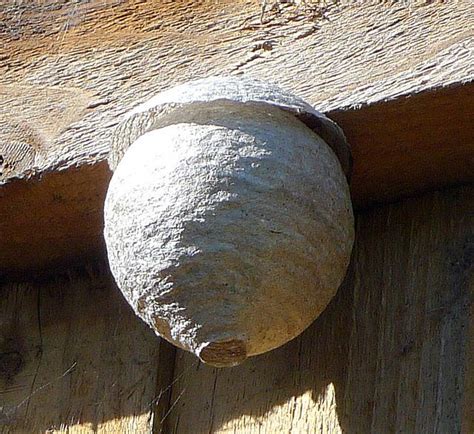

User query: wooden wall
[1,184,472,433]
[2,2,473,432]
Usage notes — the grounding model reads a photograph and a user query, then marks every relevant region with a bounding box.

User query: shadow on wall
[0,255,353,433]
[160,262,355,433]
[160,186,473,434]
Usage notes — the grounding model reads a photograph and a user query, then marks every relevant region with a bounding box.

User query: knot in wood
[0,121,43,181]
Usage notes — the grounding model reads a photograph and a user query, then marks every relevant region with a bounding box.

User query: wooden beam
[1,1,473,273]
[0,162,111,275]
[331,83,474,207]
[1,83,472,276]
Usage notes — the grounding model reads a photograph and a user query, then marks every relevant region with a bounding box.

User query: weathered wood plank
[0,186,471,433]
[345,186,472,434]
[462,266,474,434]
[0,267,163,433]
[1,0,473,274]
[330,83,474,207]
[1,0,472,181]
[164,185,473,433]
[0,162,111,276]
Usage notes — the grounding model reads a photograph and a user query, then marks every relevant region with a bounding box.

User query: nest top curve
[109,76,351,177]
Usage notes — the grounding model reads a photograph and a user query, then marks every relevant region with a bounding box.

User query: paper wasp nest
[104,77,354,367]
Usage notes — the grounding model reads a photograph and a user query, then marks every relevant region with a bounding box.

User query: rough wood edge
[1,82,473,275]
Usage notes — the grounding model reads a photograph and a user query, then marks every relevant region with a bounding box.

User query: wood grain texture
[0,0,473,274]
[331,83,474,207]
[0,267,163,433]
[0,185,471,433]
[164,185,473,433]
[1,0,472,177]
[462,261,474,434]
[0,162,111,275]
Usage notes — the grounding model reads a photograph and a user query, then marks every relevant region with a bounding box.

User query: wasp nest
[104,77,354,367]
